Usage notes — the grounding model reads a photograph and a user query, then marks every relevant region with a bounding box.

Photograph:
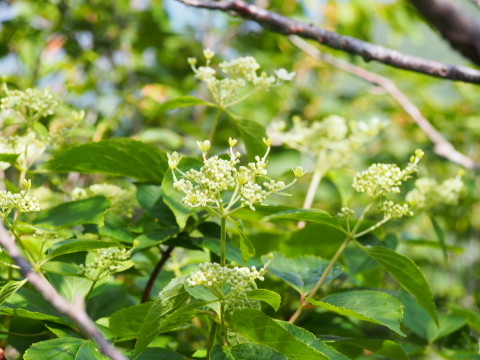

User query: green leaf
[45,239,119,260]
[24,338,107,360]
[135,277,189,355]
[276,321,351,360]
[44,138,168,182]
[263,209,346,234]
[247,289,281,312]
[0,153,19,165]
[262,252,342,295]
[307,290,405,336]
[230,218,255,264]
[449,305,480,333]
[228,309,348,360]
[399,292,466,343]
[234,119,267,160]
[329,338,408,360]
[134,228,179,250]
[135,347,187,360]
[0,279,27,305]
[136,184,177,227]
[41,261,83,276]
[430,216,447,261]
[32,196,110,228]
[0,288,70,325]
[210,344,287,360]
[402,239,463,255]
[109,303,151,339]
[46,273,92,302]
[156,96,212,112]
[359,244,438,324]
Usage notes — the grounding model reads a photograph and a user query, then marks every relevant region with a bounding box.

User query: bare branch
[289,36,478,171]
[175,0,480,85]
[0,223,127,360]
[409,0,480,66]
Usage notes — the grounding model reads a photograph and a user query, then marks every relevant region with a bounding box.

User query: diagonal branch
[176,0,480,85]
[0,223,127,360]
[289,36,478,171]
[409,0,480,66]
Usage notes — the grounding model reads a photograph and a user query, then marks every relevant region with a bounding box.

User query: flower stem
[298,170,323,229]
[288,235,351,324]
[209,107,222,144]
[220,216,227,267]
[206,320,217,357]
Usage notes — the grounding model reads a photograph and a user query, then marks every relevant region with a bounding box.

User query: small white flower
[274,68,296,81]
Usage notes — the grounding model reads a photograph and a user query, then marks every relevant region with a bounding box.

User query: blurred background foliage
[1,0,479,358]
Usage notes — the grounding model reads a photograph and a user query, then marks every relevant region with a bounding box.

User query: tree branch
[289,36,478,171]
[175,0,480,85]
[409,0,480,66]
[0,223,127,360]
[141,245,174,303]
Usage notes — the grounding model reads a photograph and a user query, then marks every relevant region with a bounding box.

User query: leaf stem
[298,169,323,229]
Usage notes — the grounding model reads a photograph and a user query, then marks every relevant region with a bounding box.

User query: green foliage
[0,1,478,358]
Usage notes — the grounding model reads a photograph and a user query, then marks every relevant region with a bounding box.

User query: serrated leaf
[234,119,267,160]
[228,309,348,360]
[156,96,212,112]
[359,244,438,324]
[329,338,408,360]
[135,347,187,360]
[45,239,119,260]
[44,138,168,182]
[135,277,189,355]
[109,303,151,339]
[230,218,255,264]
[210,344,287,360]
[430,216,447,261]
[24,338,107,360]
[262,252,342,295]
[307,290,405,336]
[32,196,110,228]
[134,228,179,250]
[0,288,70,325]
[136,184,177,227]
[247,289,281,312]
[0,153,19,165]
[0,279,27,305]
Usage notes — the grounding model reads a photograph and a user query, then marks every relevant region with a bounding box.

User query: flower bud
[197,140,211,153]
[203,48,214,60]
[167,151,182,169]
[23,179,32,190]
[262,137,272,147]
[293,166,305,178]
[187,57,197,66]
[228,137,238,147]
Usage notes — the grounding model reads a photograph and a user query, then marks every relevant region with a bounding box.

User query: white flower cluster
[79,247,131,280]
[0,132,48,171]
[337,207,355,218]
[353,150,424,197]
[187,259,270,311]
[0,189,41,217]
[33,230,58,242]
[169,138,299,212]
[406,175,464,210]
[188,49,294,107]
[30,187,64,210]
[379,200,413,219]
[270,115,385,173]
[72,183,137,217]
[1,87,59,120]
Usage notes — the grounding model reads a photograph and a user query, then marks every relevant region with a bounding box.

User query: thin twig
[0,223,127,360]
[141,246,174,303]
[290,36,478,171]
[175,0,480,85]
